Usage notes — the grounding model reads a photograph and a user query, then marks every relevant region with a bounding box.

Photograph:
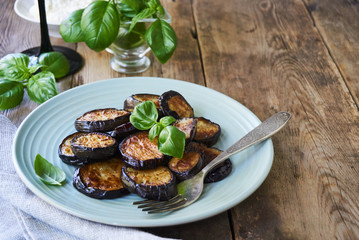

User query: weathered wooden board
[193,0,359,239]
[305,0,359,106]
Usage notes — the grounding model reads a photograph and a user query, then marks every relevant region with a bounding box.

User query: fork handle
[202,111,291,174]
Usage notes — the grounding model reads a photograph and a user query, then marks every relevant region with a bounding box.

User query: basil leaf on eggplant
[129,101,158,130]
[173,117,198,145]
[157,125,186,159]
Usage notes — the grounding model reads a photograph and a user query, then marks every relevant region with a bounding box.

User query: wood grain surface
[1,0,359,239]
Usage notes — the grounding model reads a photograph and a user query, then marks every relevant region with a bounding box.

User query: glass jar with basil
[59,0,177,74]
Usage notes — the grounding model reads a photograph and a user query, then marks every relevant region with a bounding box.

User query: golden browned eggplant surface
[79,158,125,191]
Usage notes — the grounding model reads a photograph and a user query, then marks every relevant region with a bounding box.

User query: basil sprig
[34,154,66,186]
[60,0,177,64]
[0,52,69,110]
[130,101,186,158]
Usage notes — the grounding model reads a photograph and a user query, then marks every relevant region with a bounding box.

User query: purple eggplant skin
[71,132,118,161]
[186,142,232,183]
[119,131,169,169]
[73,158,129,199]
[75,108,130,133]
[159,90,194,119]
[204,159,232,183]
[110,121,138,141]
[58,132,84,166]
[121,165,178,201]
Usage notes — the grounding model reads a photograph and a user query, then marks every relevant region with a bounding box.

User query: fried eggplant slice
[111,121,138,140]
[168,151,203,181]
[121,165,177,201]
[194,117,221,147]
[58,132,83,166]
[119,131,168,169]
[123,94,161,112]
[172,118,197,144]
[186,142,232,183]
[73,157,129,199]
[159,90,194,119]
[71,132,118,162]
[75,108,130,132]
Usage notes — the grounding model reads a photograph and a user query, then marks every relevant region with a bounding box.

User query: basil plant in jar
[60,0,177,73]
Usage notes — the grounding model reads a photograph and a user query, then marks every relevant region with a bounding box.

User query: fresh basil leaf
[156,4,165,15]
[145,19,177,64]
[118,3,137,18]
[120,0,142,13]
[146,0,164,15]
[34,154,66,186]
[159,116,176,127]
[0,53,31,81]
[28,63,46,74]
[0,79,24,110]
[60,8,85,43]
[130,101,158,130]
[149,123,163,140]
[38,52,70,79]
[27,71,58,104]
[81,1,120,52]
[145,0,158,11]
[158,125,185,158]
[129,8,155,32]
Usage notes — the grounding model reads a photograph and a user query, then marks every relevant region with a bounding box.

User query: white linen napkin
[0,114,176,240]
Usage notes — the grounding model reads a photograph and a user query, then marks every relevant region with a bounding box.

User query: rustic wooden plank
[193,0,359,239]
[304,0,359,107]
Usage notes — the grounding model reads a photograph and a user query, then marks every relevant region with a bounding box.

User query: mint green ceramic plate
[12,77,273,227]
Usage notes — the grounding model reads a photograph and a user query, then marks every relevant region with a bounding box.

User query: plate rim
[12,77,274,227]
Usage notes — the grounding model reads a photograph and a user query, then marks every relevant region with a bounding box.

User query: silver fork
[133,111,291,213]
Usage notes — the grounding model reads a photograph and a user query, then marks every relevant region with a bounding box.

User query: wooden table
[1,0,359,239]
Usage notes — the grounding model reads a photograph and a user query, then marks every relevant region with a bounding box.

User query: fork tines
[133,195,187,214]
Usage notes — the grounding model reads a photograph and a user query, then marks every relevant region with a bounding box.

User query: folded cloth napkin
[0,114,176,240]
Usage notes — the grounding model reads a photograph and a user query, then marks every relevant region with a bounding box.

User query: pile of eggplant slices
[58,90,232,201]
